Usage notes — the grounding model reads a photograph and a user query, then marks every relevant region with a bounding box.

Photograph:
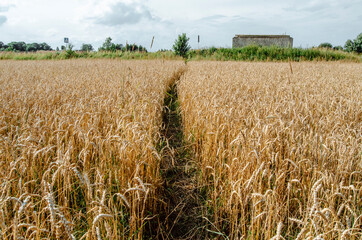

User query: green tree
[8,41,26,51]
[353,33,362,53]
[26,43,40,52]
[344,39,354,52]
[39,42,52,51]
[99,37,114,51]
[318,42,332,49]
[81,43,93,52]
[172,33,191,58]
[333,46,343,51]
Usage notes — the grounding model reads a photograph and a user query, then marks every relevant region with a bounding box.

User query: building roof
[234,35,292,39]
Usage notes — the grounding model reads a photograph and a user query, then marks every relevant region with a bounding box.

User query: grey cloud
[0,15,7,25]
[94,2,153,26]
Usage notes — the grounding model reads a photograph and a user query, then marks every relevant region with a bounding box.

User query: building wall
[232,35,293,48]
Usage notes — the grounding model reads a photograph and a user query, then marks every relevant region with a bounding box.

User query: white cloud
[0,0,361,50]
[91,1,154,26]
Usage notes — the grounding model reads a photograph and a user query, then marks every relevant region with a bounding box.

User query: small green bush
[172,33,191,58]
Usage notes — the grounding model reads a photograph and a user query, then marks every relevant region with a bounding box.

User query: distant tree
[353,33,362,53]
[333,45,343,51]
[8,41,26,51]
[98,37,145,52]
[39,42,52,51]
[0,41,4,49]
[123,43,146,52]
[61,45,66,50]
[26,43,40,52]
[99,37,113,51]
[124,43,131,51]
[115,44,123,50]
[56,47,59,51]
[173,33,191,58]
[318,42,333,49]
[81,43,93,52]
[344,39,354,52]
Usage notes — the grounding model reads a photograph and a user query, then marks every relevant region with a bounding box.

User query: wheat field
[0,59,361,239]
[178,61,361,239]
[0,59,184,239]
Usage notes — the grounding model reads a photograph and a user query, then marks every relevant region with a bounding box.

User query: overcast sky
[0,0,361,51]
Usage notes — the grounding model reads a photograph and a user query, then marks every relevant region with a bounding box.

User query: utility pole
[150,36,155,49]
[198,35,200,49]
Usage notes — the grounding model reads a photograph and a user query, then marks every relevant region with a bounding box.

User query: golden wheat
[178,61,362,239]
[1,59,361,239]
[0,59,184,239]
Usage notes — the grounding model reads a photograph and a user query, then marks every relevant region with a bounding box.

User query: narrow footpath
[158,67,205,239]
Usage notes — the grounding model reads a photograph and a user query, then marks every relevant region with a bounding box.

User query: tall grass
[178,62,362,239]
[1,47,360,62]
[0,59,184,239]
[189,46,361,62]
[0,50,181,61]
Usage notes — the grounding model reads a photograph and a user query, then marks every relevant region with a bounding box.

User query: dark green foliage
[81,43,93,52]
[344,39,354,52]
[319,42,333,49]
[344,33,362,53]
[99,37,114,51]
[0,41,52,52]
[26,43,40,52]
[98,37,146,52]
[8,41,26,51]
[353,33,362,53]
[124,43,147,52]
[98,37,122,52]
[39,42,52,51]
[172,33,191,58]
[333,46,343,51]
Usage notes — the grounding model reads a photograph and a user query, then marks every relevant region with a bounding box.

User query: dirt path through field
[157,66,205,239]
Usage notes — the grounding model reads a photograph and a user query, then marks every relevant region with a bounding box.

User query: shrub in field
[173,33,191,58]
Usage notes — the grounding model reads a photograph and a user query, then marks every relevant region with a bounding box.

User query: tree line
[0,41,52,52]
[1,33,361,54]
[317,33,361,53]
[97,37,147,52]
[0,37,147,53]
